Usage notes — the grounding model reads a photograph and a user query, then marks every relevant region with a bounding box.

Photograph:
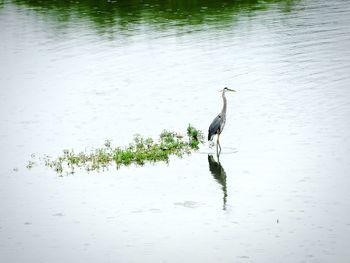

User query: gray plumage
[208,114,223,141]
[208,87,235,153]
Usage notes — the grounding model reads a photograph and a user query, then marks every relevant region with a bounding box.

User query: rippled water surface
[1,0,350,262]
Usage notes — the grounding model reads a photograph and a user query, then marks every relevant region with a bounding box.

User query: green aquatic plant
[187,124,203,149]
[41,124,204,175]
[26,161,36,169]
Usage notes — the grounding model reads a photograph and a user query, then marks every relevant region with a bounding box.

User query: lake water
[1,0,350,262]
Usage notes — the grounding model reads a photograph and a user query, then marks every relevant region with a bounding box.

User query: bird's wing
[208,114,221,141]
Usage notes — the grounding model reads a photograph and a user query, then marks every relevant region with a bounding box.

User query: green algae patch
[43,124,204,175]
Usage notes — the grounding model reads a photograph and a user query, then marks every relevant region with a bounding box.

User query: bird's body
[208,87,235,154]
[208,114,224,141]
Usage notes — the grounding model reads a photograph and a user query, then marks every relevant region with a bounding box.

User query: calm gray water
[1,0,350,262]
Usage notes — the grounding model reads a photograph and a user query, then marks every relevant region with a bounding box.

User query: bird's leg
[217,134,222,155]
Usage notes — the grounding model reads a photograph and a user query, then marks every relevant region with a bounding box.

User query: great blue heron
[208,87,236,154]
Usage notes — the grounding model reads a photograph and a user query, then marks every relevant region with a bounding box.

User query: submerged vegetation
[41,124,204,175]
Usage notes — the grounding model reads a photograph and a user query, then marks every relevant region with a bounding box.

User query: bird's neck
[221,92,227,115]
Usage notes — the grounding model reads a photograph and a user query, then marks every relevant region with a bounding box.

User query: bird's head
[220,87,236,93]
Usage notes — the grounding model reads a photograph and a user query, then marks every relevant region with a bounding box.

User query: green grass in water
[43,124,204,175]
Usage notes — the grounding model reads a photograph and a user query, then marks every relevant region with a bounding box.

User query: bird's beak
[219,88,236,92]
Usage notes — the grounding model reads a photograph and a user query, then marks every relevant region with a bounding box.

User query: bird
[208,87,236,154]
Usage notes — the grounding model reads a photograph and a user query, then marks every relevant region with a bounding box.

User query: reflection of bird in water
[208,87,236,154]
[208,155,227,210]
